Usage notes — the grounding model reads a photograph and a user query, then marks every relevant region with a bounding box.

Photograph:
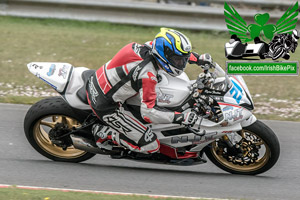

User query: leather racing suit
[86,42,202,154]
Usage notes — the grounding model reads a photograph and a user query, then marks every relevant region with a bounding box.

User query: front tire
[24,97,95,162]
[205,120,280,175]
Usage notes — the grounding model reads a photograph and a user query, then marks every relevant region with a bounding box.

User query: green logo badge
[224,2,299,43]
[224,2,299,61]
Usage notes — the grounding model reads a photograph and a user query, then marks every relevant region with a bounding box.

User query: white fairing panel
[64,67,91,110]
[27,62,73,93]
[155,71,191,107]
[27,62,91,110]
[224,76,253,106]
[126,70,191,107]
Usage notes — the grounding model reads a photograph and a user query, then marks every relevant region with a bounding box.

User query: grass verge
[0,187,210,200]
[0,16,299,121]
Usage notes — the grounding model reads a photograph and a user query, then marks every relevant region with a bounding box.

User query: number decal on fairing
[230,80,243,104]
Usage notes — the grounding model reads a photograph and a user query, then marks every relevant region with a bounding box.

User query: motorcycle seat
[76,69,95,104]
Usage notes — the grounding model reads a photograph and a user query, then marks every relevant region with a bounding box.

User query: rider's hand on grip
[182,111,198,126]
[198,53,213,69]
[189,52,213,68]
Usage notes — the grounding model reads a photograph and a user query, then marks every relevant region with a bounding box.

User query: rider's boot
[92,124,118,150]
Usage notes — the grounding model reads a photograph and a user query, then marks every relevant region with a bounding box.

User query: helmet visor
[165,47,190,70]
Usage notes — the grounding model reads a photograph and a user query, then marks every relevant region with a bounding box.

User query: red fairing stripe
[159,144,177,158]
[159,144,198,159]
[189,53,198,62]
[142,72,157,109]
[96,65,112,94]
[218,102,241,108]
[177,151,198,159]
[107,43,143,70]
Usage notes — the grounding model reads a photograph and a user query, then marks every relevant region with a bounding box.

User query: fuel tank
[127,70,191,107]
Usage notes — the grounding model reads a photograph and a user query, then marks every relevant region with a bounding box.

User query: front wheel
[24,97,95,162]
[205,120,280,175]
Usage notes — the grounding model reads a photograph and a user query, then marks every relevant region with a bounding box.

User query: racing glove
[189,52,213,68]
[173,111,198,126]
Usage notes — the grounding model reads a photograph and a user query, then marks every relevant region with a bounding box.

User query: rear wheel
[24,97,95,162]
[205,120,280,175]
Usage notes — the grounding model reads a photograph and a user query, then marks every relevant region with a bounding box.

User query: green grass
[0,187,210,200]
[0,16,300,120]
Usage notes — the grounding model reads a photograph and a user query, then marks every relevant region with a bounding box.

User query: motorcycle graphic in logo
[224,2,299,60]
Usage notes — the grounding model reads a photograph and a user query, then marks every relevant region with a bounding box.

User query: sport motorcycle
[24,61,280,175]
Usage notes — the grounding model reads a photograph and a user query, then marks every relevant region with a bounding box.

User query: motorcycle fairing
[155,70,191,108]
[27,62,90,110]
[153,122,242,151]
[223,75,254,110]
[126,70,192,110]
[27,62,73,93]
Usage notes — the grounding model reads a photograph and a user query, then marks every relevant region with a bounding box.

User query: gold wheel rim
[33,115,87,159]
[211,130,270,172]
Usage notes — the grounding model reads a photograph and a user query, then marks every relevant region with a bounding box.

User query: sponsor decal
[144,129,154,142]
[47,64,56,76]
[229,80,243,104]
[223,106,233,111]
[103,112,132,134]
[58,65,70,79]
[31,64,43,69]
[224,2,299,61]
[88,76,99,104]
[133,43,141,55]
[157,91,174,104]
[132,65,142,81]
[212,96,224,101]
[222,130,233,134]
[224,108,243,121]
[171,132,217,144]
[184,45,191,52]
[203,89,222,95]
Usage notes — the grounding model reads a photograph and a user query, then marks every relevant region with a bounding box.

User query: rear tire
[205,120,280,175]
[24,96,95,162]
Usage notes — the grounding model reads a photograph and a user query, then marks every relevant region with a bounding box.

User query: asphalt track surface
[0,103,299,200]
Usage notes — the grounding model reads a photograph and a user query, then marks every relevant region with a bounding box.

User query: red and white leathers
[86,42,204,154]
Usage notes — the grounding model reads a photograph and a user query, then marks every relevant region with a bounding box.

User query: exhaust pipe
[70,134,110,154]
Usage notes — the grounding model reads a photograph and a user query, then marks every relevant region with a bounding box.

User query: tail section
[27,62,73,93]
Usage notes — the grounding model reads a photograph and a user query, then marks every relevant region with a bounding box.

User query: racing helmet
[152,28,192,76]
[292,29,299,41]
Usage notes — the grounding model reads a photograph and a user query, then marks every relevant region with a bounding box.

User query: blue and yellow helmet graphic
[152,28,192,76]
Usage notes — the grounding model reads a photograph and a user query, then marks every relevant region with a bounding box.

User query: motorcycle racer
[267,29,299,60]
[86,28,213,154]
